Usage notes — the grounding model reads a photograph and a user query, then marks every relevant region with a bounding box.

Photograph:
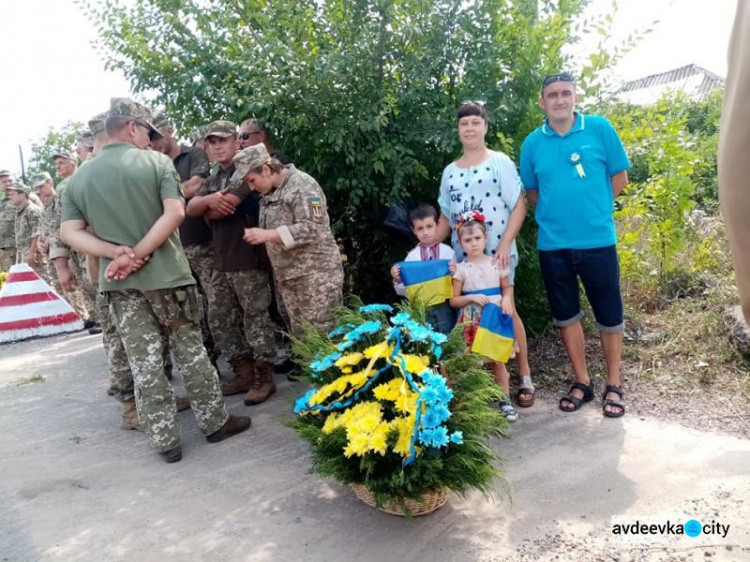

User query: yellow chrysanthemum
[364,341,392,359]
[391,415,417,457]
[396,354,430,375]
[335,352,364,369]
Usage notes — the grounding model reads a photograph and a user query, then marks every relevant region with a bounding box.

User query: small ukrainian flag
[397,259,453,307]
[471,302,515,363]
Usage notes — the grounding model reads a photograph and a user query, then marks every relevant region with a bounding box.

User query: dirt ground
[1,331,749,562]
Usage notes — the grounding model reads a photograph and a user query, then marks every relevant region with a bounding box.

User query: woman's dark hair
[457,102,488,122]
[409,203,439,225]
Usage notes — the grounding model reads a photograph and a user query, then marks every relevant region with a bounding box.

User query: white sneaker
[499,400,518,422]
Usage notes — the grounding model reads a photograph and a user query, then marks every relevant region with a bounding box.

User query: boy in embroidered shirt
[391,203,456,334]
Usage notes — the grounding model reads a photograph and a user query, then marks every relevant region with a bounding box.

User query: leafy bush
[603,90,723,297]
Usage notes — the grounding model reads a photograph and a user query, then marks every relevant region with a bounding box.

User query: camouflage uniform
[0,192,16,272]
[12,187,44,277]
[98,292,134,402]
[195,127,276,364]
[207,268,274,360]
[108,287,228,450]
[62,97,235,453]
[33,185,65,295]
[49,176,98,321]
[233,146,344,338]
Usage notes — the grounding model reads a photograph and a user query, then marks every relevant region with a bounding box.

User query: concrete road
[1,332,749,562]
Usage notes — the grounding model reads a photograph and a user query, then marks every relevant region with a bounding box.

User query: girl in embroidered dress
[449,211,518,422]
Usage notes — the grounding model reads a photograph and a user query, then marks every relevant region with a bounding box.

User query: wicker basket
[350,484,448,516]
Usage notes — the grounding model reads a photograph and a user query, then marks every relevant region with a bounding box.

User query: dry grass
[520,213,750,437]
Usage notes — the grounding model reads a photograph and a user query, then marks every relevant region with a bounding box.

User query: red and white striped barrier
[0,263,83,343]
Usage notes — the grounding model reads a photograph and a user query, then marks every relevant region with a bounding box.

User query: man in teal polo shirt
[520,73,630,418]
[60,98,250,463]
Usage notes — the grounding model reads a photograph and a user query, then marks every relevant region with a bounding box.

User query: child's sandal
[516,375,535,408]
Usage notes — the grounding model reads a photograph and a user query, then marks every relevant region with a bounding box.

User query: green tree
[82,0,627,332]
[607,93,701,291]
[27,121,82,183]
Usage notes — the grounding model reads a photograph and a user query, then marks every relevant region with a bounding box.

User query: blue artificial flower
[391,311,412,326]
[344,320,382,343]
[359,304,393,314]
[328,323,355,338]
[336,339,356,351]
[293,388,316,414]
[449,431,464,445]
[419,426,449,448]
[436,385,454,404]
[422,403,451,429]
[408,324,430,342]
[431,426,449,447]
[420,386,439,404]
[310,351,342,372]
[428,330,448,345]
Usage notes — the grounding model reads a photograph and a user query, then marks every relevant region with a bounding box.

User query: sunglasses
[239,131,261,140]
[542,73,575,87]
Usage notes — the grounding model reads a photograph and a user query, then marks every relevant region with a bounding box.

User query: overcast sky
[0,0,738,176]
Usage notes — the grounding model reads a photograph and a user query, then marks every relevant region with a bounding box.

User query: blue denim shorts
[538,245,624,332]
[427,302,457,335]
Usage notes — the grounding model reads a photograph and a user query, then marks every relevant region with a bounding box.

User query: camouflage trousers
[278,268,344,338]
[71,251,98,322]
[108,286,228,452]
[39,257,63,296]
[183,242,218,359]
[0,247,13,273]
[98,292,172,403]
[98,292,134,402]
[207,268,276,362]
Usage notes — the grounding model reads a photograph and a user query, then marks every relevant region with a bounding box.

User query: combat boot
[174,395,191,411]
[206,415,252,443]
[244,360,276,405]
[221,356,255,396]
[159,444,182,463]
[120,399,142,431]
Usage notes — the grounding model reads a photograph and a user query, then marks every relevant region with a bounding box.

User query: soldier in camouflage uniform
[186,121,277,405]
[0,170,16,272]
[49,151,99,328]
[75,130,94,162]
[60,98,249,463]
[236,145,344,339]
[151,112,219,366]
[30,172,64,295]
[83,113,188,429]
[7,182,43,274]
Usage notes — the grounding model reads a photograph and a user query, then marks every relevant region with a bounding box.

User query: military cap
[0,169,11,177]
[52,150,76,162]
[231,144,271,182]
[108,97,162,137]
[189,125,207,143]
[75,129,95,148]
[7,180,31,194]
[204,120,237,139]
[31,172,52,187]
[152,111,171,135]
[88,111,108,136]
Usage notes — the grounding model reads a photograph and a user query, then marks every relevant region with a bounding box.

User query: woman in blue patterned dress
[437,102,535,408]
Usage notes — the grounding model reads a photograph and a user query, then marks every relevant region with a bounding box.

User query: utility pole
[18,145,26,183]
